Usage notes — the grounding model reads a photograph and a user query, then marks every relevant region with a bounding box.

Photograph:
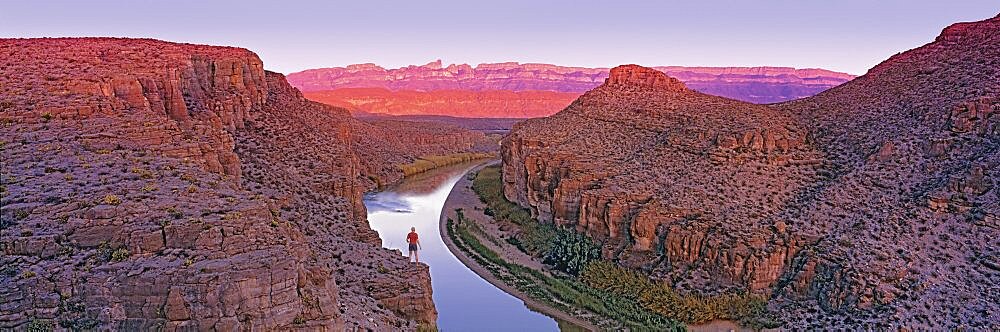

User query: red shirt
[407,232,419,244]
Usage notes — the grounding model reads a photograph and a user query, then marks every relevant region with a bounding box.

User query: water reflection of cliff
[390,160,490,195]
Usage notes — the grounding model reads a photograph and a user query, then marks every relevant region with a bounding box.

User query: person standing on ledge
[407,227,421,263]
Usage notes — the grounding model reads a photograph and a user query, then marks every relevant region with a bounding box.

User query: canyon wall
[0,38,456,330]
[351,118,498,189]
[288,61,854,118]
[501,15,999,330]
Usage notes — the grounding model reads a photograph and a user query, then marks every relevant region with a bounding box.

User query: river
[364,161,562,331]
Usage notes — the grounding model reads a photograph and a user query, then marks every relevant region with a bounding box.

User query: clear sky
[1,0,997,75]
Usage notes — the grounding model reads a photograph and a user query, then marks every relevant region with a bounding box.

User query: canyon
[502,15,999,329]
[0,12,995,331]
[0,38,494,330]
[290,61,854,118]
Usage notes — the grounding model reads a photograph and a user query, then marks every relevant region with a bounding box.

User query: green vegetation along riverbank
[399,153,494,177]
[443,165,779,330]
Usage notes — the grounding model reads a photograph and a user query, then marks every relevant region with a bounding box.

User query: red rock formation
[303,88,578,118]
[287,60,855,109]
[0,38,466,331]
[502,14,1000,330]
[503,64,817,297]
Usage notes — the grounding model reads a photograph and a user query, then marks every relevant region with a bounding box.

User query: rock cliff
[288,60,853,98]
[502,15,1000,330]
[288,60,855,110]
[0,38,456,330]
[303,88,579,118]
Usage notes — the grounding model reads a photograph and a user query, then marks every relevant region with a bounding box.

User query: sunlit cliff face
[288,61,854,118]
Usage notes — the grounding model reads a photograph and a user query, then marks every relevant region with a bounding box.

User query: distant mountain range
[287,61,855,118]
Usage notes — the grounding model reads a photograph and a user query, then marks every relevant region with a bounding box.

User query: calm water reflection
[364,161,560,331]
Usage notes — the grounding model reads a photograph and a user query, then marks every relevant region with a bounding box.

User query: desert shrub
[543,228,601,275]
[101,194,121,205]
[96,242,131,263]
[165,207,183,219]
[110,248,130,262]
[415,323,439,332]
[399,152,493,176]
[580,261,779,329]
[472,165,556,255]
[0,100,14,112]
[26,318,53,332]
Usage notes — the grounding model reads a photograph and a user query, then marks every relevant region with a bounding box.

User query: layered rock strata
[289,60,854,103]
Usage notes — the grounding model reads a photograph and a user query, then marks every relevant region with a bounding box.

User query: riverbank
[438,161,599,331]
[399,153,495,177]
[441,164,768,331]
[366,160,564,331]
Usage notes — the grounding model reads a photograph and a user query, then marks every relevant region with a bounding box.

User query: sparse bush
[471,165,556,255]
[543,228,601,275]
[0,100,14,112]
[415,323,439,332]
[25,318,53,332]
[399,152,493,176]
[101,194,121,205]
[110,248,130,262]
[165,207,183,219]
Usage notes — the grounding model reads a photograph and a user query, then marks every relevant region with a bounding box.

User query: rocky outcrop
[503,65,819,297]
[502,15,1000,330]
[0,38,445,331]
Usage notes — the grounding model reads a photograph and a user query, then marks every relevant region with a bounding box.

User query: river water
[364,161,561,331]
